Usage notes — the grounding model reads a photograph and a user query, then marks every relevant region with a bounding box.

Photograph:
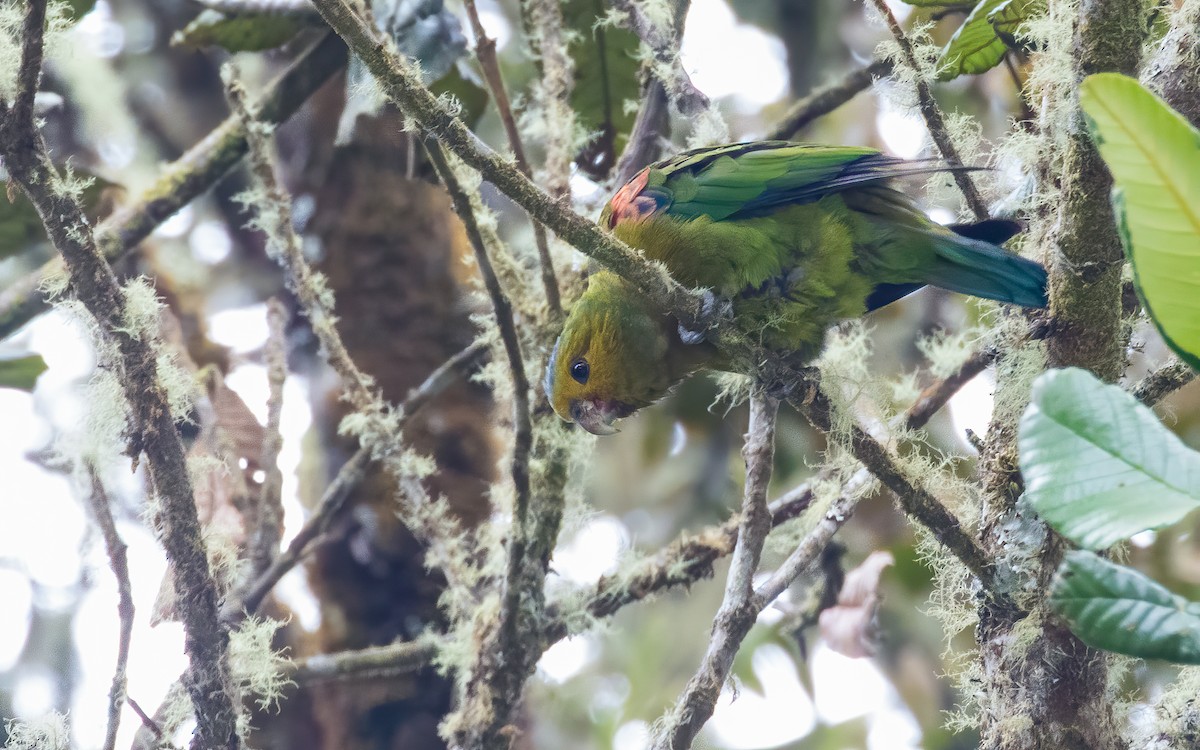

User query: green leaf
[1051,551,1200,664]
[171,9,309,52]
[1079,73,1200,371]
[989,0,1044,48]
[1019,367,1200,550]
[936,0,1008,81]
[0,354,46,391]
[564,0,641,177]
[899,0,967,6]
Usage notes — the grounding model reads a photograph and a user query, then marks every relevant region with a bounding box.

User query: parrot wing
[619,141,975,224]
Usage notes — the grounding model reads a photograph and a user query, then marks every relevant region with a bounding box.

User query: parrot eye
[569,358,590,384]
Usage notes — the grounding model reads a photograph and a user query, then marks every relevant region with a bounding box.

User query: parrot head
[544,272,685,435]
[544,273,670,435]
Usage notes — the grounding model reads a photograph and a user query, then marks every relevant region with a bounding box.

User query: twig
[0,32,347,341]
[86,468,135,750]
[651,392,778,750]
[423,141,532,526]
[611,0,707,116]
[227,446,368,623]
[751,491,859,613]
[613,79,670,185]
[905,344,998,429]
[610,0,691,185]
[126,696,165,743]
[794,383,998,592]
[249,299,288,578]
[767,58,894,141]
[225,66,477,610]
[519,0,576,200]
[284,639,438,685]
[424,138,543,750]
[462,0,562,315]
[220,304,486,622]
[1131,358,1197,405]
[568,339,1002,630]
[869,0,989,221]
[0,5,240,748]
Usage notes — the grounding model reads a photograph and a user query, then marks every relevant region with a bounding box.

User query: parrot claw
[677,289,730,345]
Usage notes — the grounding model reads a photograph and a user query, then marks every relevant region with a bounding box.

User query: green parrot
[544,141,1047,435]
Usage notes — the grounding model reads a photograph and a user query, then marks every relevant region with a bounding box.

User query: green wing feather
[644,141,969,222]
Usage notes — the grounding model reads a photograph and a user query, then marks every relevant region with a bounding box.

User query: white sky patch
[275,567,321,632]
[153,205,194,240]
[613,719,651,750]
[876,101,929,160]
[709,643,816,748]
[208,304,271,354]
[12,668,58,719]
[537,634,597,684]
[190,219,234,265]
[473,0,512,50]
[681,0,789,113]
[1130,530,1157,549]
[0,569,33,672]
[811,641,888,723]
[948,369,995,450]
[550,514,628,584]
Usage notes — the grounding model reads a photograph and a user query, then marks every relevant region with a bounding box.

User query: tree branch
[767,58,894,141]
[611,0,706,116]
[1131,358,1197,406]
[0,31,346,341]
[224,66,477,603]
[0,5,239,747]
[869,0,989,220]
[651,392,778,750]
[463,0,562,315]
[86,468,135,750]
[248,298,288,579]
[792,383,998,593]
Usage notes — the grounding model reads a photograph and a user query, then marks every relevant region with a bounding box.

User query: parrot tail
[912,222,1048,308]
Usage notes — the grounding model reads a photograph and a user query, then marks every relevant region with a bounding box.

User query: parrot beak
[569,399,623,436]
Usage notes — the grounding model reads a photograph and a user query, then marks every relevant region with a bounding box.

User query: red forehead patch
[608,168,659,228]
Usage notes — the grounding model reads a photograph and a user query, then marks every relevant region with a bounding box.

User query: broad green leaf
[0,354,46,391]
[1080,73,1200,371]
[1051,551,1200,664]
[936,0,1008,81]
[989,0,1044,48]
[899,0,967,6]
[1019,367,1200,550]
[565,0,641,177]
[171,9,309,52]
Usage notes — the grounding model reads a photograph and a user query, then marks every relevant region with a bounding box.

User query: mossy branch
[767,58,894,141]
[424,139,545,750]
[0,31,346,340]
[611,0,706,116]
[869,0,989,220]
[85,468,135,750]
[306,0,708,329]
[0,4,240,748]
[463,0,562,315]
[225,67,478,603]
[651,392,779,750]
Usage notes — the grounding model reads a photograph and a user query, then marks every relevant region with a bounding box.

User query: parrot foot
[677,289,730,345]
